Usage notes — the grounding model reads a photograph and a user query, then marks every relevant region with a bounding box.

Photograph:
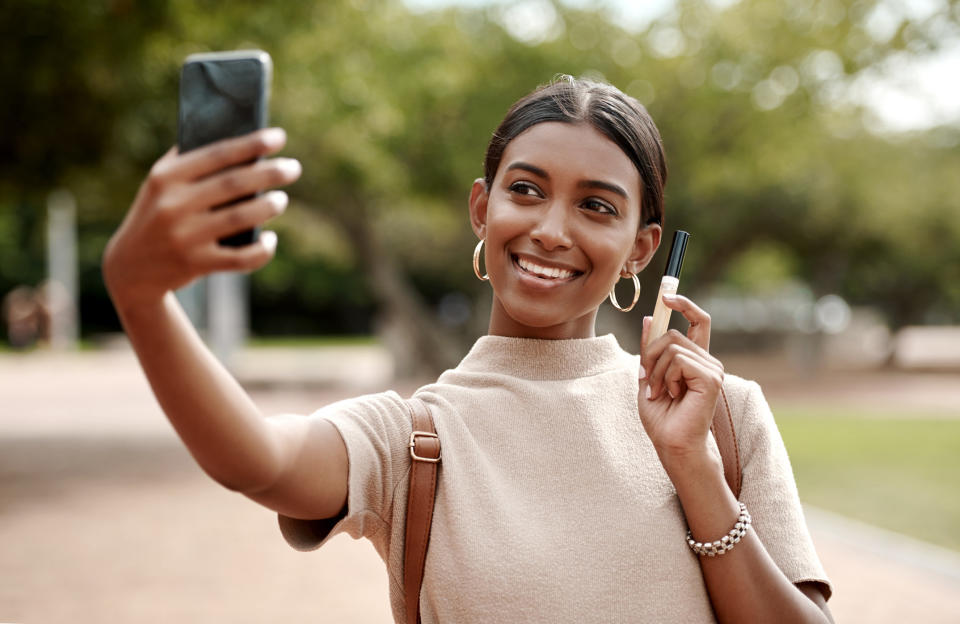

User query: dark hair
[484,76,667,226]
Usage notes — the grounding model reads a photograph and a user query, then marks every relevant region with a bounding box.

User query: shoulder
[312,389,411,424]
[308,390,416,457]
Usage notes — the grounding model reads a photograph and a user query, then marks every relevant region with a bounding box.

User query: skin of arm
[103,129,347,520]
[639,295,834,623]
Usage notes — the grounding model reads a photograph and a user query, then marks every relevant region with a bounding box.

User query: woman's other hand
[637,293,724,468]
[102,128,301,314]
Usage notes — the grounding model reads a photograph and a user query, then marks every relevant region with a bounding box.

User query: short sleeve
[277,390,413,554]
[726,377,833,601]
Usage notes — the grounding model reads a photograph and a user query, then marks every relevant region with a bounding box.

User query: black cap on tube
[663,230,689,279]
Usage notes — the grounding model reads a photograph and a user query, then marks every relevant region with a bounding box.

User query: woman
[103,77,832,622]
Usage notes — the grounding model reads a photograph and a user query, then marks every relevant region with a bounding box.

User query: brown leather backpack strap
[404,397,441,624]
[711,385,742,499]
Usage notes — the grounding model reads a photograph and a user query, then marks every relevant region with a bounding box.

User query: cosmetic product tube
[648,230,689,341]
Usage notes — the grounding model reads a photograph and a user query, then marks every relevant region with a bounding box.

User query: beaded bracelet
[686,502,751,557]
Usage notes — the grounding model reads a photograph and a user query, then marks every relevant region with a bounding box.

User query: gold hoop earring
[473,239,489,281]
[609,273,641,312]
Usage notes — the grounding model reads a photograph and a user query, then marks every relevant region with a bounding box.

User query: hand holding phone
[103,50,297,313]
[178,50,272,246]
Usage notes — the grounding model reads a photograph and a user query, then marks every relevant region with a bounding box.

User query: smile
[513,255,580,281]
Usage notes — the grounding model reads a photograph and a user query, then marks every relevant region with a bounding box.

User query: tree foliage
[2,0,959,358]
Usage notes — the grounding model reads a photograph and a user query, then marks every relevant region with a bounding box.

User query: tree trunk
[336,201,463,379]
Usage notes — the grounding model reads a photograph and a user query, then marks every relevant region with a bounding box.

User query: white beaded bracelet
[686,502,752,557]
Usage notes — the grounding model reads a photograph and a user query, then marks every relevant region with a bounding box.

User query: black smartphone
[178,50,272,247]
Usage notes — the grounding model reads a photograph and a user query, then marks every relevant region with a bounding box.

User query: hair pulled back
[483,76,667,226]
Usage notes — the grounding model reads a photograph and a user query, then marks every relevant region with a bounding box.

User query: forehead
[498,121,642,198]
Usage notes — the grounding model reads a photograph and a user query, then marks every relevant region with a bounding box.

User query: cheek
[484,204,529,247]
[585,236,633,272]
[486,196,524,225]
[482,217,518,273]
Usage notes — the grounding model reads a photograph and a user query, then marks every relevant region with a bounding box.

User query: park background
[2,0,959,621]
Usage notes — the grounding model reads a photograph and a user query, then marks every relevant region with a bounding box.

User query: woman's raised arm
[102,129,348,521]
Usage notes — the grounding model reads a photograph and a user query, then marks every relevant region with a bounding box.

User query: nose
[529,202,573,251]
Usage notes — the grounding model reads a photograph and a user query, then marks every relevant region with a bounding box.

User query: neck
[486,298,599,340]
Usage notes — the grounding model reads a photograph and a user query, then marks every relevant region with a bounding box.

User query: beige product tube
[648,275,679,341]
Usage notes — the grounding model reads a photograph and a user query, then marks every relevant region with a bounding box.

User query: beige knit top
[279,334,831,623]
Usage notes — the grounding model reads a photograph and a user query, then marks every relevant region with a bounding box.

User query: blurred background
[2,0,959,621]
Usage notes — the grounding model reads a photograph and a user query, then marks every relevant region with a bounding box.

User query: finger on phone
[191,157,301,211]
[260,230,278,255]
[201,231,279,273]
[174,128,289,182]
[142,147,186,195]
[197,191,288,242]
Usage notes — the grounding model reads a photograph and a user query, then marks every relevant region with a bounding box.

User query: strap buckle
[409,431,441,463]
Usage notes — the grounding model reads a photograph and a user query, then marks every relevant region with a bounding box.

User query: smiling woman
[472,121,658,339]
[104,76,833,623]
[466,78,669,340]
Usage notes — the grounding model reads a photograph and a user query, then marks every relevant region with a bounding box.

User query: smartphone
[178,50,272,247]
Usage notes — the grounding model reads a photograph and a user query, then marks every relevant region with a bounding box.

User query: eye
[581,198,618,216]
[508,181,544,198]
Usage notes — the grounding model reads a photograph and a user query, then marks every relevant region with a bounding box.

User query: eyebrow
[505,161,629,199]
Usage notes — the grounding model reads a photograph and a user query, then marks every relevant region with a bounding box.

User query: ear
[623,223,662,277]
[468,178,489,240]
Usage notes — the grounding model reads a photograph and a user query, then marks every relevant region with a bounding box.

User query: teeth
[517,256,575,279]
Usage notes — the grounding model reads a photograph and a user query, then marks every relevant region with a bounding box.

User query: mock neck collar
[455,334,628,381]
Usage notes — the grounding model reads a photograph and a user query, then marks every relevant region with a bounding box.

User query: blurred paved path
[2,345,959,622]
[722,353,960,417]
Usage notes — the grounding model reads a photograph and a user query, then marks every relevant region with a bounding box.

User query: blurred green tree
[1,0,958,368]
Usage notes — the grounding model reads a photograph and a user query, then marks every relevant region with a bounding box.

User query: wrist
[665,449,741,543]
[107,286,164,320]
[656,441,723,481]
[108,286,172,327]
[102,236,164,315]
[103,263,165,321]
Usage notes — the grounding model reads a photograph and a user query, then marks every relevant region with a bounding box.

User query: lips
[513,254,581,280]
